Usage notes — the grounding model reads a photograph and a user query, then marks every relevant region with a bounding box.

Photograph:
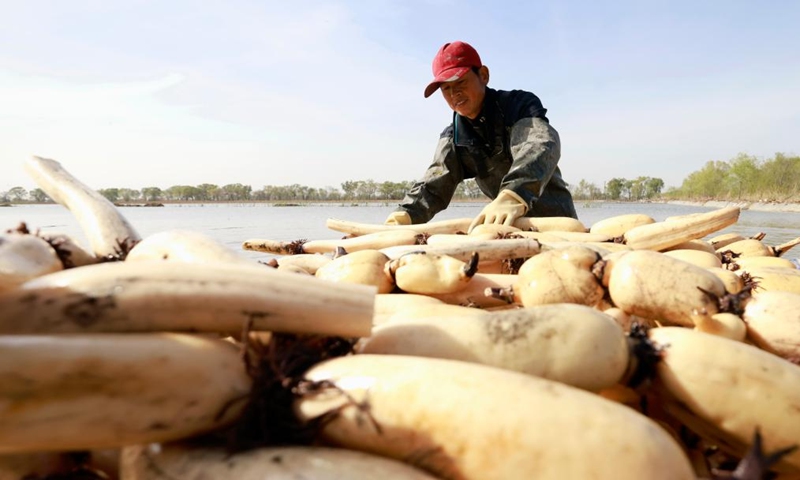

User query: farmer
[385,41,577,231]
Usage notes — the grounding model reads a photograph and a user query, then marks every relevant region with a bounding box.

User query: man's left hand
[468,189,528,233]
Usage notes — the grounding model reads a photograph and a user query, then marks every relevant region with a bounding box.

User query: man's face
[440,67,489,120]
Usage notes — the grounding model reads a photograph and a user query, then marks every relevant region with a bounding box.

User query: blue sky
[1,0,798,194]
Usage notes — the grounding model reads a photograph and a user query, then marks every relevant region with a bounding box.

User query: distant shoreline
[660,200,800,213]
[5,199,800,213]
[570,199,800,213]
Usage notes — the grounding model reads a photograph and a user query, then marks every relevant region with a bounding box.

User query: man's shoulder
[438,123,455,139]
[490,87,543,104]
[493,87,540,99]
[492,88,548,122]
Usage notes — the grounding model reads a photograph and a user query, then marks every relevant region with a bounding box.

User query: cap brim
[423,66,471,98]
[424,81,442,98]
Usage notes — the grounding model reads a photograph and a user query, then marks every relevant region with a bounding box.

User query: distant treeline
[2,153,797,204]
[666,153,799,202]
[537,153,799,203]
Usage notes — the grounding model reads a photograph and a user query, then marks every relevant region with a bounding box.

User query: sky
[1,0,799,194]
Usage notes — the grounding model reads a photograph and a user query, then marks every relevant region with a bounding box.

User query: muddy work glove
[468,189,528,233]
[385,211,412,226]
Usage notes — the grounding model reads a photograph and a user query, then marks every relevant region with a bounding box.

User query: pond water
[1,202,798,260]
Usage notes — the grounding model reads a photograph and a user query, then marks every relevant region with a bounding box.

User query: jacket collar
[453,88,499,147]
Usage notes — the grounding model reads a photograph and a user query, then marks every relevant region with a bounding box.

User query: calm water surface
[2,202,799,261]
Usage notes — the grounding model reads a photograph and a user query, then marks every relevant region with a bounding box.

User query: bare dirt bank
[664,200,800,213]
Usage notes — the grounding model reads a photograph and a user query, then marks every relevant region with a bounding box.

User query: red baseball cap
[424,41,482,98]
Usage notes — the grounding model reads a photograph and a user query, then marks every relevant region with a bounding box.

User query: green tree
[219,183,251,201]
[379,181,408,200]
[255,185,279,201]
[628,177,646,201]
[321,186,342,201]
[141,187,163,202]
[760,153,800,199]
[462,179,482,199]
[726,154,760,199]
[197,183,220,201]
[280,184,302,200]
[605,178,626,200]
[644,178,664,198]
[7,186,27,202]
[98,188,120,202]
[118,188,141,202]
[571,179,602,200]
[164,185,202,201]
[570,179,589,200]
[356,179,378,200]
[679,161,730,198]
[29,188,51,203]
[341,180,360,200]
[453,182,468,199]
[252,186,269,201]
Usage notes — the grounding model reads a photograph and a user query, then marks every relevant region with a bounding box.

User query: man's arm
[500,116,563,211]
[395,135,464,224]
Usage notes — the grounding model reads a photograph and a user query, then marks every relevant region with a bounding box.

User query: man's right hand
[384,211,412,225]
